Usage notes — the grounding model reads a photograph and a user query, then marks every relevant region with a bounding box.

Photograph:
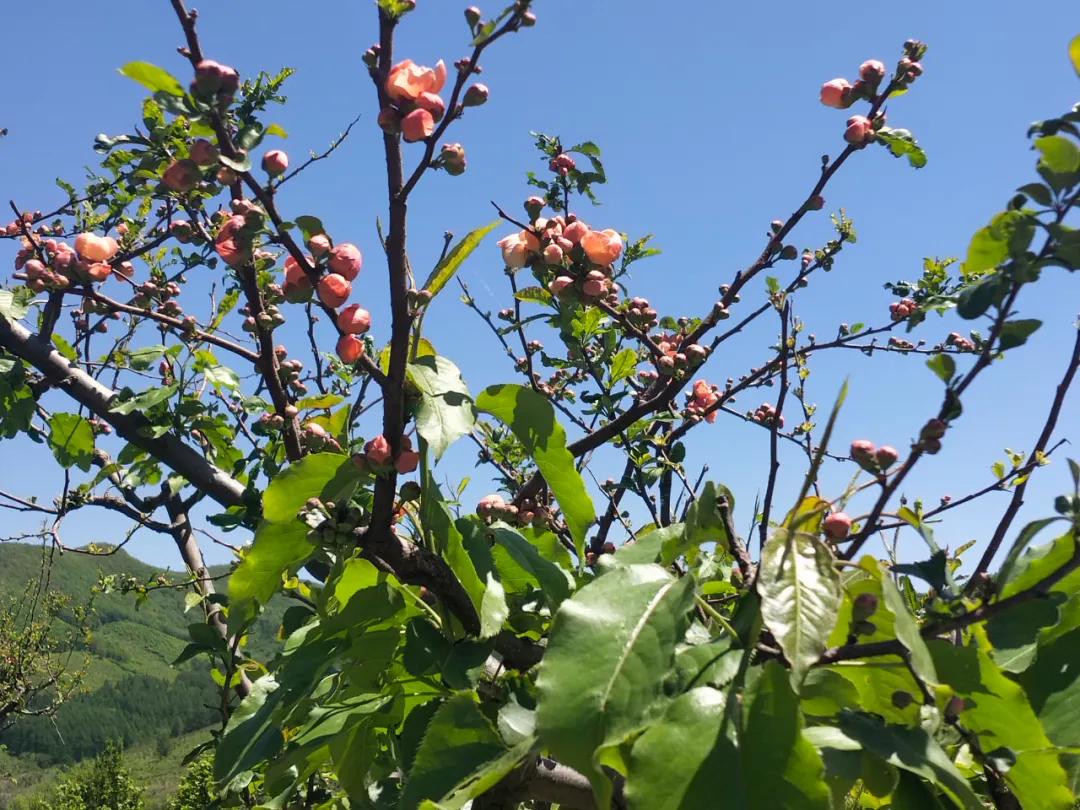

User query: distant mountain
[0,542,284,769]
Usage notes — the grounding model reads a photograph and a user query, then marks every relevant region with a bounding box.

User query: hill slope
[0,542,284,771]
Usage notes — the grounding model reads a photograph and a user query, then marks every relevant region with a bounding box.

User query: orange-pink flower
[401,109,435,143]
[497,230,540,268]
[74,233,120,263]
[581,228,623,266]
[214,215,250,268]
[386,59,447,103]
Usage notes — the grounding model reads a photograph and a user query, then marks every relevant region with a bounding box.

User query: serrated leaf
[477,384,596,562]
[876,128,927,168]
[265,123,288,138]
[0,288,32,321]
[758,528,842,686]
[409,355,477,461]
[214,675,284,785]
[218,152,252,173]
[609,347,639,385]
[488,523,573,609]
[421,220,499,300]
[47,412,95,472]
[119,61,184,96]
[998,318,1042,351]
[1036,135,1080,174]
[109,383,178,414]
[536,564,695,806]
[926,353,955,383]
[479,572,508,639]
[514,285,552,305]
[932,637,1074,809]
[127,344,166,371]
[294,215,325,242]
[837,712,982,809]
[400,694,507,810]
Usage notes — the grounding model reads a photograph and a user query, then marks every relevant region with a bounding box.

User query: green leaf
[996,518,1065,588]
[428,739,536,809]
[931,638,1074,809]
[488,523,573,609]
[741,661,832,809]
[214,675,284,785]
[47,412,95,472]
[926,354,955,383]
[963,211,1027,277]
[127,344,166,371]
[480,572,509,638]
[400,694,507,810]
[422,479,488,630]
[118,61,184,96]
[293,215,325,242]
[1019,182,1054,207]
[1036,135,1080,174]
[0,287,32,320]
[837,712,983,809]
[265,123,288,138]
[758,528,842,686]
[218,152,252,173]
[295,393,345,410]
[536,564,695,805]
[263,453,354,523]
[1071,34,1080,77]
[998,318,1042,351]
[1019,625,1080,793]
[514,285,552,305]
[663,482,733,565]
[409,355,477,461]
[613,525,675,565]
[879,564,938,686]
[421,220,500,300]
[876,128,928,169]
[956,275,1000,319]
[202,364,240,392]
[625,687,738,809]
[609,348,639,385]
[477,384,596,562]
[109,383,178,414]
[50,333,77,362]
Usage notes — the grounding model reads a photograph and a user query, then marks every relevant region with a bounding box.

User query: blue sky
[1,1,1078,573]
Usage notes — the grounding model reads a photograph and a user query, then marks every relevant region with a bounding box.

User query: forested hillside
[0,543,283,767]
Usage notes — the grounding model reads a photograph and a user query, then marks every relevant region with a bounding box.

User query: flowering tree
[3,1,1080,807]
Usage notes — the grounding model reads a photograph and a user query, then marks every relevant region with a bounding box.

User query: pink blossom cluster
[850,439,899,473]
[685,380,720,424]
[750,402,784,428]
[379,58,463,143]
[15,231,127,291]
[946,332,976,352]
[362,434,419,475]
[889,297,917,321]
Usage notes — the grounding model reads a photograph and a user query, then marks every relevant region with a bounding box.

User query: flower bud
[262,149,289,176]
[307,233,332,258]
[318,273,352,308]
[549,153,576,175]
[920,419,946,440]
[189,139,219,165]
[377,107,402,135]
[163,160,201,193]
[329,243,363,280]
[823,511,852,540]
[543,243,564,265]
[401,108,435,143]
[820,78,852,108]
[852,592,879,619]
[850,439,877,469]
[463,83,489,107]
[337,304,372,334]
[859,59,886,84]
[464,6,482,26]
[440,142,467,176]
[169,221,193,243]
[844,115,874,146]
[337,334,365,365]
[874,445,899,469]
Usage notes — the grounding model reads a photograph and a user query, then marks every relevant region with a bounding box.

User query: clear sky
[1,1,1078,574]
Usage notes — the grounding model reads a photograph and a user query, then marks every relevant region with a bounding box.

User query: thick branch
[0,316,246,509]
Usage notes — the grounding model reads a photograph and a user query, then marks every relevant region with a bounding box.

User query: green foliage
[35,742,145,810]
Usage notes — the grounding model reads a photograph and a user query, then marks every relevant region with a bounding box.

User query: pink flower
[365,434,393,465]
[307,234,332,258]
[875,446,899,469]
[581,228,623,266]
[548,275,573,297]
[386,59,448,103]
[859,60,886,83]
[189,139,219,165]
[401,108,435,143]
[74,233,120,262]
[214,215,250,268]
[463,83,489,107]
[337,335,364,364]
[416,91,446,122]
[194,60,239,96]
[497,230,540,268]
[844,115,874,146]
[162,159,201,193]
[819,78,852,108]
[318,273,352,308]
[543,243,564,265]
[328,243,363,280]
[850,439,877,469]
[549,153,576,175]
[688,380,720,423]
[262,150,289,176]
[477,494,507,519]
[337,304,372,334]
[395,451,420,474]
[86,262,112,282]
[563,220,589,244]
[582,270,608,298]
[284,254,313,287]
[823,512,852,540]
